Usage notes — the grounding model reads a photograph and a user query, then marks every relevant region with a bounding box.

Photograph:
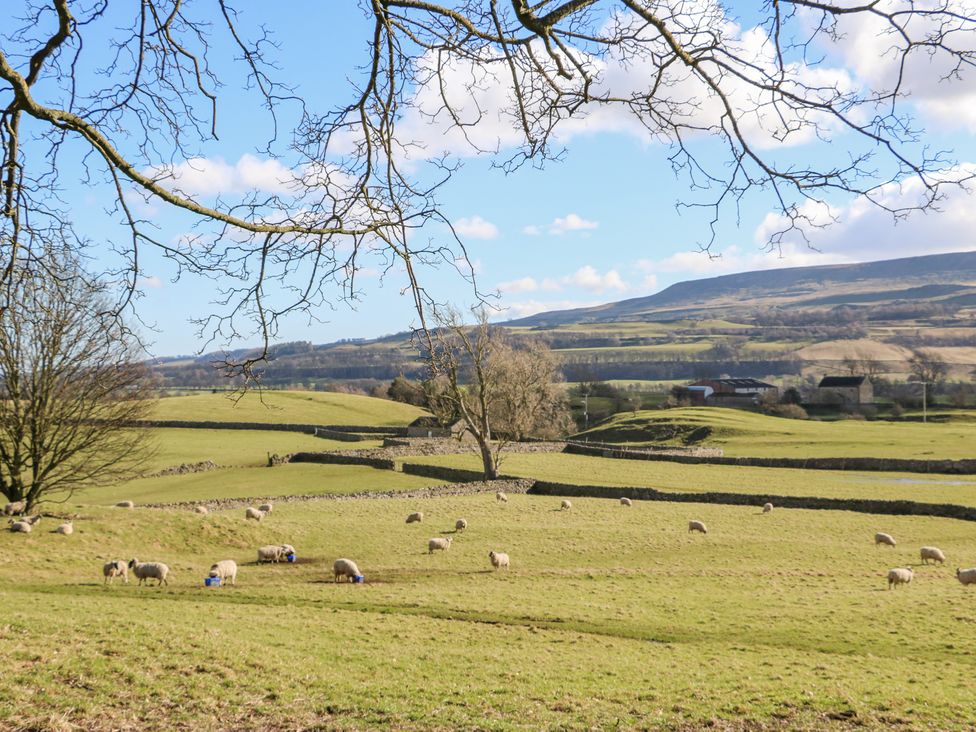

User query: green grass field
[2,495,975,729]
[580,407,976,459]
[152,390,429,426]
[405,452,976,508]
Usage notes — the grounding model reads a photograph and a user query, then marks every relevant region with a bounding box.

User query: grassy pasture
[580,407,976,459]
[151,390,429,426]
[406,452,976,508]
[2,495,975,729]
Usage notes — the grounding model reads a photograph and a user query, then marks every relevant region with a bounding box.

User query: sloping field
[2,496,974,729]
[406,452,976,508]
[579,407,976,459]
[152,390,429,426]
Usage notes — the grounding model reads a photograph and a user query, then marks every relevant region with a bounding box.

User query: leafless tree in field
[0,256,154,512]
[2,2,974,376]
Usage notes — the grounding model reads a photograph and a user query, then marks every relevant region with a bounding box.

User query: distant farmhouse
[816,376,874,406]
[688,378,778,407]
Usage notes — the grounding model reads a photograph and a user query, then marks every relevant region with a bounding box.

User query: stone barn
[816,375,874,406]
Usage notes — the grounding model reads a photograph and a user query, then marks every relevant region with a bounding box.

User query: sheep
[875,532,897,547]
[496,492,508,503]
[455,518,467,532]
[956,568,976,586]
[560,499,572,511]
[194,505,209,515]
[762,502,773,514]
[128,559,169,587]
[103,560,129,584]
[208,559,238,586]
[920,546,946,565]
[9,520,31,533]
[688,520,708,534]
[258,503,273,514]
[115,500,135,509]
[55,522,73,535]
[3,500,26,516]
[257,545,285,563]
[428,537,452,554]
[887,566,914,589]
[333,558,362,583]
[488,550,510,570]
[405,511,423,524]
[620,497,632,507]
[245,507,264,522]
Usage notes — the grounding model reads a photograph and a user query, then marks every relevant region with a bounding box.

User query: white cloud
[147,154,295,196]
[640,274,659,292]
[497,277,539,294]
[561,265,628,293]
[522,225,542,236]
[138,275,164,289]
[523,213,599,236]
[497,299,602,319]
[453,215,499,240]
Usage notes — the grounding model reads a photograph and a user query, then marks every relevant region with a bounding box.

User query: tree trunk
[476,436,499,480]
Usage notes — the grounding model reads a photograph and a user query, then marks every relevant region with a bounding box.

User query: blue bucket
[204,576,221,587]
[352,575,365,584]
[286,553,297,563]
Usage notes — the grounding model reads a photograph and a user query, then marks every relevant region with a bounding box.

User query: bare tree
[0,258,154,512]
[907,348,948,384]
[2,2,975,373]
[423,309,570,478]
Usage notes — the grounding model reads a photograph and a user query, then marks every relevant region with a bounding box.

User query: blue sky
[23,2,976,355]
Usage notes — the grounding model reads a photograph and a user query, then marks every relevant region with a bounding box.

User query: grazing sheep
[208,559,238,586]
[194,505,209,515]
[688,520,708,534]
[956,568,976,586]
[455,518,467,532]
[620,497,632,507]
[25,514,42,525]
[128,559,170,587]
[762,503,773,513]
[115,500,134,509]
[9,520,31,533]
[405,511,423,524]
[257,545,285,563]
[488,550,510,570]
[55,522,73,535]
[887,566,914,589]
[245,507,264,522]
[333,558,362,583]
[103,560,128,584]
[561,499,572,511]
[920,546,946,565]
[875,532,897,547]
[258,503,273,514]
[3,500,26,516]
[428,537,452,554]
[496,492,508,503]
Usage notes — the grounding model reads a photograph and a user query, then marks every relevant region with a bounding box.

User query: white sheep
[258,502,273,514]
[405,511,423,524]
[688,520,708,534]
[496,492,508,503]
[208,559,238,586]
[875,532,897,547]
[9,520,31,533]
[55,522,73,535]
[887,566,914,589]
[103,560,128,584]
[194,505,209,515]
[620,497,632,507]
[128,559,170,587]
[560,499,572,511]
[428,537,452,554]
[956,568,976,586]
[115,500,134,509]
[333,558,362,583]
[488,550,510,570]
[920,546,946,565]
[455,518,467,532]
[762,503,773,513]
[3,500,26,516]
[245,507,264,521]
[280,544,296,557]
[257,545,285,563]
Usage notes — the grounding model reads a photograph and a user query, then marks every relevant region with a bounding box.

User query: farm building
[816,375,874,406]
[688,378,778,407]
[406,416,466,439]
